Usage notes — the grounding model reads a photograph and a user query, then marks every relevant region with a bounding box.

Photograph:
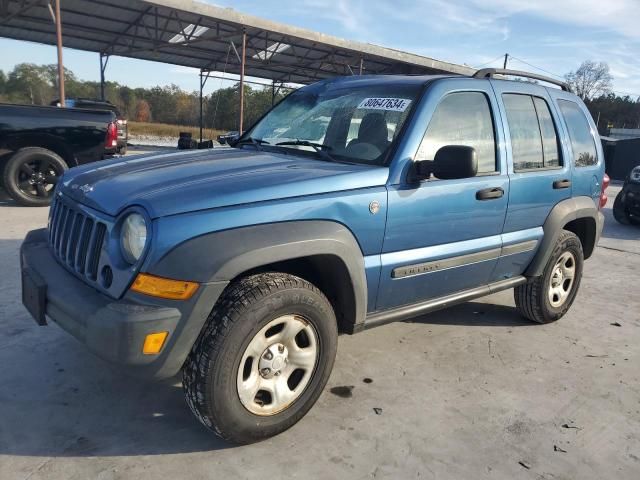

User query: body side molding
[391,239,538,280]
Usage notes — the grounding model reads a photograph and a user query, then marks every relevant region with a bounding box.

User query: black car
[0,103,116,206]
[52,98,129,155]
[613,165,640,225]
[217,131,240,145]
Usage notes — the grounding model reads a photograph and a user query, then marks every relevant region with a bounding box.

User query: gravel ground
[0,183,638,480]
[128,135,180,149]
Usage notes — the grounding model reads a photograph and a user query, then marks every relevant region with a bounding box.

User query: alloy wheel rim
[16,159,60,199]
[548,251,576,308]
[236,314,319,416]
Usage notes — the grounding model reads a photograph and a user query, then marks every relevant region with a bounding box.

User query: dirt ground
[0,182,638,480]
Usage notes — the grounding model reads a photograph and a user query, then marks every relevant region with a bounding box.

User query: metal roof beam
[0,0,40,26]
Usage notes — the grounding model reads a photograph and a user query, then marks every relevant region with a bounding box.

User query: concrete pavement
[0,185,638,480]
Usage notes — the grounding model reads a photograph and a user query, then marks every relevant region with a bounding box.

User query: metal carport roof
[0,0,474,84]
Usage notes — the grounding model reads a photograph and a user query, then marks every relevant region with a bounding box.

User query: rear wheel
[183,272,338,444]
[515,230,584,324]
[612,191,631,225]
[2,147,67,206]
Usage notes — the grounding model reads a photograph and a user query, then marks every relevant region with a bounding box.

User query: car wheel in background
[0,151,12,189]
[183,272,338,445]
[514,230,584,324]
[3,147,67,207]
[612,191,631,225]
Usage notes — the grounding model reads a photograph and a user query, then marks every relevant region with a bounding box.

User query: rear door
[490,81,572,280]
[377,79,509,311]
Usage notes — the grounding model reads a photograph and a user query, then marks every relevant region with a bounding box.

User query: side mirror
[432,145,478,180]
[411,160,434,181]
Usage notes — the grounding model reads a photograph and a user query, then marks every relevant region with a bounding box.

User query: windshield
[241,82,422,165]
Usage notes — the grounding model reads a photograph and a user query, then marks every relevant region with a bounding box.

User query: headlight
[120,213,148,264]
[631,166,640,182]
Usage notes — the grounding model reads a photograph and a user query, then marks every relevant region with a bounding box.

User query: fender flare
[525,196,603,277]
[3,133,77,167]
[150,220,368,327]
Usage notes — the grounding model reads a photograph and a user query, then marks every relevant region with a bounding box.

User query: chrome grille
[48,196,106,281]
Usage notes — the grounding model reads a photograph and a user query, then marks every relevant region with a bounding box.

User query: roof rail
[473,68,571,92]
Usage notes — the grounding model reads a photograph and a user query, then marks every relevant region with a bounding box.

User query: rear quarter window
[558,100,598,167]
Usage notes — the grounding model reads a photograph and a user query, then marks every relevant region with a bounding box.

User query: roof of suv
[311,68,571,93]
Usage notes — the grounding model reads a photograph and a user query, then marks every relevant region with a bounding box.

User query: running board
[359,276,527,331]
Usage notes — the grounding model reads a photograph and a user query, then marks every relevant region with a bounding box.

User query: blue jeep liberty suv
[21,68,607,444]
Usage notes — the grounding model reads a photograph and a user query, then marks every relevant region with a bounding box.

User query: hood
[61,148,389,218]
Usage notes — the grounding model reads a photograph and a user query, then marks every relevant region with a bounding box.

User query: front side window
[244,83,421,166]
[558,100,598,167]
[415,92,497,176]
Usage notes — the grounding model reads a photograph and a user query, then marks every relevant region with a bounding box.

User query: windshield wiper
[235,137,270,150]
[275,140,337,162]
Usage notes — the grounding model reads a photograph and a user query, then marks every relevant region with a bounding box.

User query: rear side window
[416,91,497,175]
[558,100,598,167]
[503,94,561,171]
[533,98,561,167]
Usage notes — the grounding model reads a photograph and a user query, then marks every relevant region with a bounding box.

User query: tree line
[0,61,638,134]
[565,60,640,133]
[0,63,287,131]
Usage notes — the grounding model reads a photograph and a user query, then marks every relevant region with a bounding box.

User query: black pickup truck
[0,104,117,206]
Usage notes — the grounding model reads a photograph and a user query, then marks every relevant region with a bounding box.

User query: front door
[377,79,509,311]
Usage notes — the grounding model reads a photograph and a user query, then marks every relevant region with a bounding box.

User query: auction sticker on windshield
[357,98,412,112]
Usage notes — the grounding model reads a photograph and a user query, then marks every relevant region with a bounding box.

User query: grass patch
[128,121,225,140]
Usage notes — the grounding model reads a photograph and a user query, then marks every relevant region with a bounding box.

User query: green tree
[0,62,295,129]
[586,93,640,133]
[204,83,289,131]
[6,63,53,104]
[0,69,6,95]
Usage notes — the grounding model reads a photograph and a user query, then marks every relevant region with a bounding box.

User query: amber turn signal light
[131,273,199,300]
[143,332,169,355]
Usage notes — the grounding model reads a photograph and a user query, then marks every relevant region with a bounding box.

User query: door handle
[553,179,571,189]
[476,187,504,201]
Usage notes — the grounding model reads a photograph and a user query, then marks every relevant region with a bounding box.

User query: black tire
[0,151,13,189]
[514,230,584,324]
[183,272,338,444]
[118,144,128,156]
[612,191,631,225]
[3,147,67,207]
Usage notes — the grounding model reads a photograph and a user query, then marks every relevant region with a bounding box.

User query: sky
[1,0,639,98]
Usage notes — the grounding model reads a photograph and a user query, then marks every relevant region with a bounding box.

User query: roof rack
[473,68,571,92]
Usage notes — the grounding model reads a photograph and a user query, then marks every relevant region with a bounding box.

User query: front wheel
[515,230,584,324]
[183,273,338,444]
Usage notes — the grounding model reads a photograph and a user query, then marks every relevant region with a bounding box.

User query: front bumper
[20,229,228,379]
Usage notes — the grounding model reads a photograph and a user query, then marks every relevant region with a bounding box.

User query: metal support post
[54,0,65,106]
[239,29,246,133]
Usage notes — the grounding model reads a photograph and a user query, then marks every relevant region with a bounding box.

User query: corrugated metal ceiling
[0,0,474,84]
